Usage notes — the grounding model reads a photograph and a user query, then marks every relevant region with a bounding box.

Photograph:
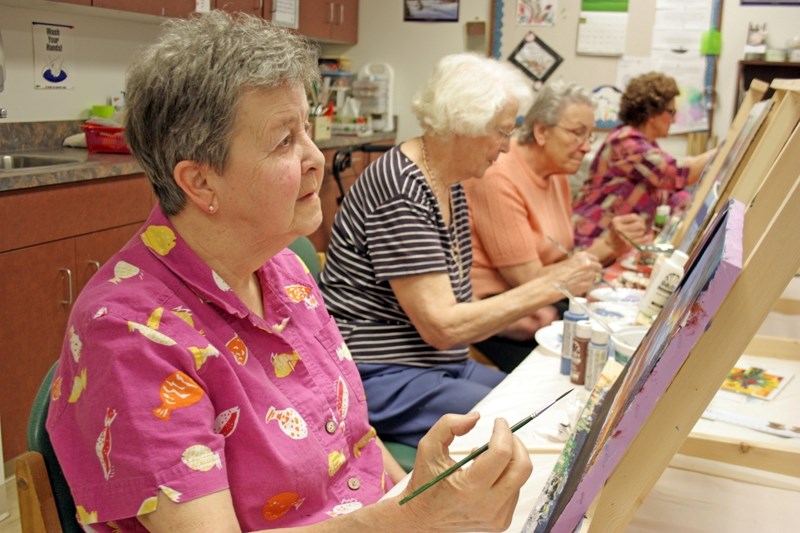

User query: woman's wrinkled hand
[554,251,602,296]
[399,413,532,532]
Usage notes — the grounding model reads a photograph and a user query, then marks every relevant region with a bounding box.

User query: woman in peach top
[465,82,646,371]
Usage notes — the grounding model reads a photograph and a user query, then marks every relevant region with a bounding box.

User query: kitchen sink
[0,154,82,171]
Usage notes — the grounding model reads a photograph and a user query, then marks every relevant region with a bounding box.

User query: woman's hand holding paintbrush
[547,251,602,300]
[546,235,616,292]
[399,389,573,506]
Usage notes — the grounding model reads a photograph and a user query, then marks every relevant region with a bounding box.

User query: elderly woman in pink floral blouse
[572,72,716,247]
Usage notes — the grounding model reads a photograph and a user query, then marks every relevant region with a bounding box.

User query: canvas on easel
[525,199,745,532]
[527,79,800,532]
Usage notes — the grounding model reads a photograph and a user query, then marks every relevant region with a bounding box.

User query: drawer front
[0,174,154,252]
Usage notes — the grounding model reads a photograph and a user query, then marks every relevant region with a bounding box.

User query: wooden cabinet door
[299,0,334,40]
[74,223,143,291]
[214,0,265,17]
[0,240,75,462]
[93,0,196,17]
[329,0,357,44]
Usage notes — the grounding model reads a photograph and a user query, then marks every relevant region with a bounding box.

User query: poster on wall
[516,0,557,27]
[508,31,563,85]
[32,21,74,90]
[403,0,460,22]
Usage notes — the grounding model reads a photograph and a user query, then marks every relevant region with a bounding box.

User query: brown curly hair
[618,72,679,127]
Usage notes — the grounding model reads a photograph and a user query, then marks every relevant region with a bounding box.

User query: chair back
[288,236,322,281]
[27,362,81,532]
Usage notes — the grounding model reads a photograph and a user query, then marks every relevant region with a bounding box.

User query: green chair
[383,440,417,473]
[288,235,323,281]
[16,362,82,532]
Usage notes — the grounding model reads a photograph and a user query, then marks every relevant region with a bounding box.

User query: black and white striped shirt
[318,146,473,367]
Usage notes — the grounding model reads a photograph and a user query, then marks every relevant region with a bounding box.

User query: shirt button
[325,420,337,434]
[347,477,361,490]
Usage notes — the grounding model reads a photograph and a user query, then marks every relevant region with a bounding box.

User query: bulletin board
[491,0,723,134]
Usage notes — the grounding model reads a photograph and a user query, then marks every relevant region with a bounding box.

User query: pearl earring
[208,204,215,213]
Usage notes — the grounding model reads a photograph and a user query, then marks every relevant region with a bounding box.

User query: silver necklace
[420,136,464,283]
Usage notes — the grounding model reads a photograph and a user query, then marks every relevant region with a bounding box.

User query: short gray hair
[124,11,320,215]
[411,53,533,138]
[518,81,595,145]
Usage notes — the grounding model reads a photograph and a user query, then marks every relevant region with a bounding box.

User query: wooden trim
[15,451,62,533]
[745,334,800,360]
[678,433,800,478]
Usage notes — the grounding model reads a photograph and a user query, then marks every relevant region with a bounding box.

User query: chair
[16,362,81,532]
[288,235,324,281]
[382,440,417,474]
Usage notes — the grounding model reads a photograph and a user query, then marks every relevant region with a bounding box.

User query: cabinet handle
[88,260,101,272]
[339,4,344,25]
[328,2,335,24]
[60,267,74,306]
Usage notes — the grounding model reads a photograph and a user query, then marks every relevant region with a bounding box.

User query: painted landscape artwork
[525,200,745,532]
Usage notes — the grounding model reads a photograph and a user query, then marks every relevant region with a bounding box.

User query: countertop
[0,131,398,193]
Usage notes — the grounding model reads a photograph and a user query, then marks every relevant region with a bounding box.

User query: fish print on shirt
[336,342,353,361]
[128,320,176,346]
[188,344,220,370]
[96,407,117,480]
[68,368,87,403]
[153,371,204,420]
[213,406,240,438]
[181,444,222,471]
[212,270,231,292]
[335,376,349,429]
[327,449,346,477]
[326,498,363,518]
[262,492,305,522]
[69,326,82,362]
[76,504,98,526]
[265,406,308,439]
[109,260,141,284]
[140,225,176,256]
[271,350,301,378]
[353,427,377,458]
[284,284,319,309]
[226,334,249,366]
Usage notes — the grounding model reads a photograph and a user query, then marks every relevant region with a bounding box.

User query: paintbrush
[546,235,617,291]
[398,388,574,505]
[553,282,619,341]
[618,231,674,254]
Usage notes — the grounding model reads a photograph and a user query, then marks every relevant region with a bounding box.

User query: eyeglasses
[553,125,596,145]
[664,108,677,117]
[495,125,517,141]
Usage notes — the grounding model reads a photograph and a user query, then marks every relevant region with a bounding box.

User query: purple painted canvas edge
[552,200,744,530]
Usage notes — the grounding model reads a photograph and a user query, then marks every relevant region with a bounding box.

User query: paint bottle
[560,297,588,375]
[584,322,610,391]
[570,319,592,386]
[653,204,671,236]
[637,250,690,325]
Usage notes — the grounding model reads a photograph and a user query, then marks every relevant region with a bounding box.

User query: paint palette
[534,320,564,356]
[587,287,644,304]
[587,301,638,326]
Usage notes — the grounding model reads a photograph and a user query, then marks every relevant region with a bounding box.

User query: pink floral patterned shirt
[572,125,691,247]
[46,206,389,531]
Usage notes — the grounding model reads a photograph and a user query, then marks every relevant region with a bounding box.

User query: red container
[82,123,131,154]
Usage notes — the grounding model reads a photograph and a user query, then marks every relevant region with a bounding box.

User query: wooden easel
[585,80,800,530]
[672,78,768,248]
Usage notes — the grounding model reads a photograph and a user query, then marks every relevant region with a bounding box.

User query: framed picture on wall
[508,32,563,83]
[403,0,460,22]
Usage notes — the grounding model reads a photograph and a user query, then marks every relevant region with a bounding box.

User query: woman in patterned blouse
[572,72,716,248]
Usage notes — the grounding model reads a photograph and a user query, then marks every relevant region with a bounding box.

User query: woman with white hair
[319,56,602,447]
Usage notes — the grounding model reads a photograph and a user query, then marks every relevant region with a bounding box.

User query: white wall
[323,1,492,142]
[1,0,798,145]
[0,2,161,122]
[713,3,799,138]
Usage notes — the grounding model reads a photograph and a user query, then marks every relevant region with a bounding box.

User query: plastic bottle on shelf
[560,297,588,375]
[653,204,671,236]
[637,250,689,325]
[570,320,592,386]
[584,323,610,391]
